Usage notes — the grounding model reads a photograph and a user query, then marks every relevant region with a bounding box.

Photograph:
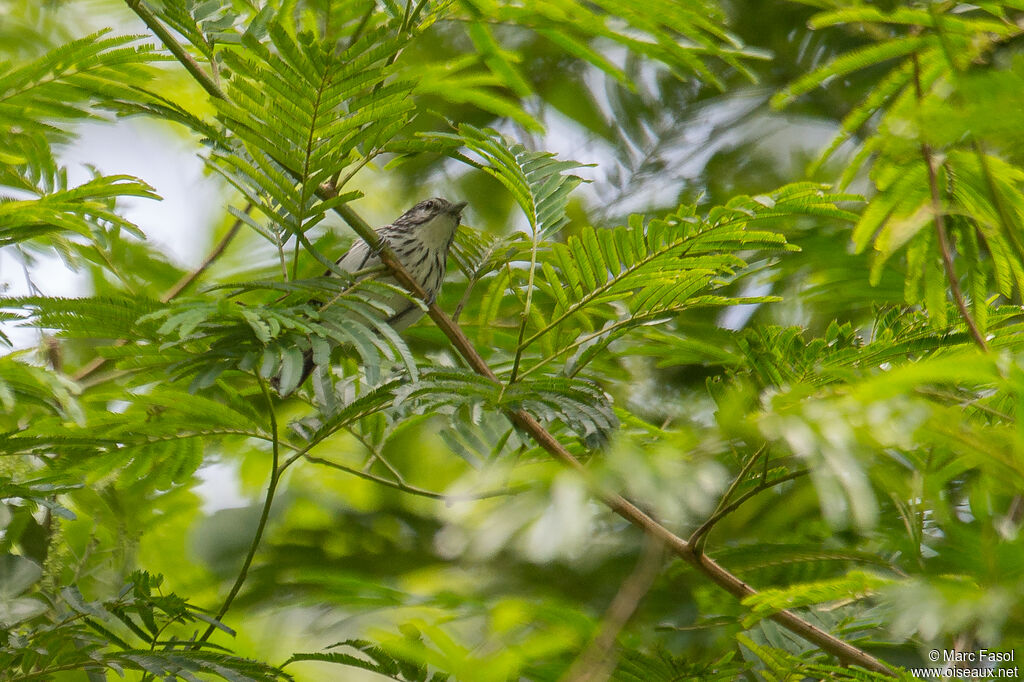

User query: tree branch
[198,379,281,644]
[912,53,988,352]
[134,6,896,672]
[563,536,666,682]
[161,205,249,303]
[73,206,248,382]
[320,185,894,677]
[125,0,225,101]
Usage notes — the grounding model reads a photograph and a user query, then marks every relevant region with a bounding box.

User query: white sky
[1,118,222,349]
[1,118,248,511]
[0,82,847,512]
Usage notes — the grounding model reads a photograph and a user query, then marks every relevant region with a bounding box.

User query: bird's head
[396,197,467,226]
[395,197,468,248]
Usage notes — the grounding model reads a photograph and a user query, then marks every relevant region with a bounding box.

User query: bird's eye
[425,199,437,210]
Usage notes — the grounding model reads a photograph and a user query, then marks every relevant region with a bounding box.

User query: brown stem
[912,53,988,352]
[72,208,247,382]
[134,9,895,673]
[125,0,225,101]
[161,207,248,303]
[563,536,666,682]
[317,188,895,677]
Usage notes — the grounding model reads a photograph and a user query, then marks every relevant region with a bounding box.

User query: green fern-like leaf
[0,175,158,247]
[209,20,414,261]
[287,638,448,681]
[0,30,163,141]
[430,124,584,239]
[515,184,849,377]
[395,368,618,446]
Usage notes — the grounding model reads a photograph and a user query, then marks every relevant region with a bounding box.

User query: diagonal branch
[563,535,666,682]
[319,184,895,677]
[912,52,988,352]
[125,0,225,101]
[160,206,248,303]
[135,7,895,675]
[73,206,248,382]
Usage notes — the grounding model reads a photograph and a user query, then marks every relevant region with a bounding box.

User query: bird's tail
[271,348,316,395]
[298,348,316,388]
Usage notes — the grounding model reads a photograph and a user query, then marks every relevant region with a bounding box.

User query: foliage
[0,562,288,680]
[1,0,1023,680]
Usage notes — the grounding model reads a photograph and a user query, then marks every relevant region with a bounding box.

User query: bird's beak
[451,201,468,215]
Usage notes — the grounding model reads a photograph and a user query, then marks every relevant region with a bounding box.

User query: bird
[289,197,468,391]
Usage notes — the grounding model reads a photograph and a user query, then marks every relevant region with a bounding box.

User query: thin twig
[73,208,248,382]
[346,426,407,482]
[508,284,533,382]
[161,206,249,303]
[689,447,767,551]
[508,223,541,383]
[365,450,405,480]
[72,340,127,383]
[405,0,432,33]
[125,0,225,101]
[451,275,479,322]
[689,470,810,553]
[912,53,988,352]
[197,379,281,643]
[563,536,666,682]
[516,312,678,381]
[137,8,896,673]
[1007,495,1024,526]
[305,454,521,501]
[914,386,1012,421]
[270,427,521,501]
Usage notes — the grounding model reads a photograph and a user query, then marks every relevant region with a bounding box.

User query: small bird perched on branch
[292,196,468,390]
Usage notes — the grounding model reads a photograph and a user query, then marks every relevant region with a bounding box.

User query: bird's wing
[332,228,424,330]
[284,228,421,393]
[334,238,377,273]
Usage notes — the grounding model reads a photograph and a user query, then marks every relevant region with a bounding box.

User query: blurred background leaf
[0,0,1022,680]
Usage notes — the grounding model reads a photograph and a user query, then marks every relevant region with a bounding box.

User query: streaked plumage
[294,197,467,389]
